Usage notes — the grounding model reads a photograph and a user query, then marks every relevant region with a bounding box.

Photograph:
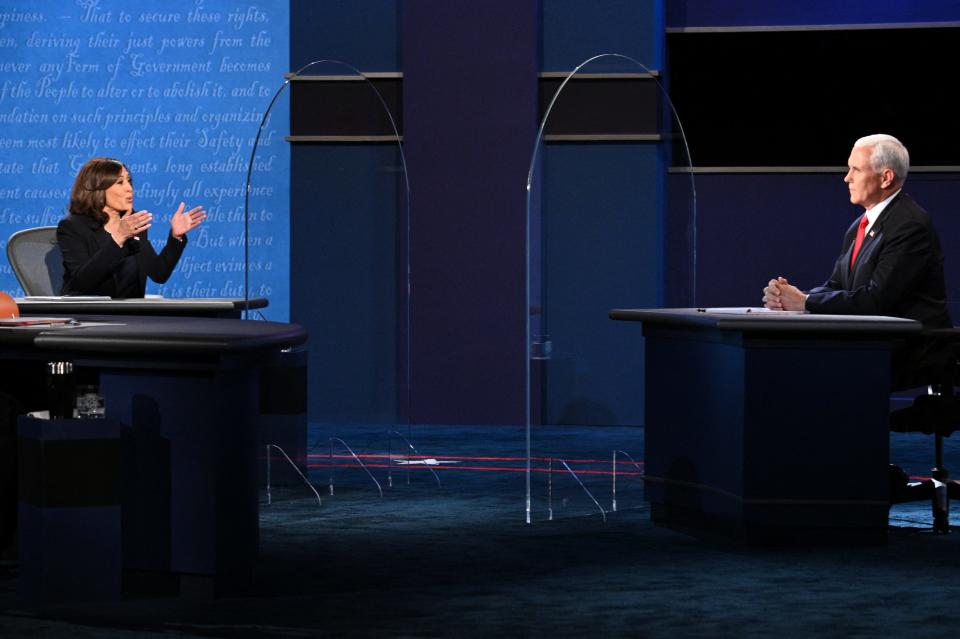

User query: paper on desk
[703,307,806,315]
[0,317,76,327]
[22,295,112,301]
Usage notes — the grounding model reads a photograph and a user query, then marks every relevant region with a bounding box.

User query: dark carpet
[1,423,959,638]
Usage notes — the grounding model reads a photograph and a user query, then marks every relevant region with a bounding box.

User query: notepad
[703,307,806,315]
[23,295,113,301]
[0,317,76,327]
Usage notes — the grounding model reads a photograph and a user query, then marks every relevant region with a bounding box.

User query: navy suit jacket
[806,192,951,329]
[57,213,187,297]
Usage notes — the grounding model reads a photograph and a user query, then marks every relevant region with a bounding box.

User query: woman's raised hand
[169,202,207,239]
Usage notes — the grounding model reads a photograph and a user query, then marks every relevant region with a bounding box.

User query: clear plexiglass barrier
[247,61,414,502]
[524,53,697,523]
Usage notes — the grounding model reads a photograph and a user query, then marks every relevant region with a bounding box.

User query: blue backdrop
[0,0,290,319]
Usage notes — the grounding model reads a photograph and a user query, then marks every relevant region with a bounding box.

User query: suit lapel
[841,242,854,288]
[847,193,902,285]
[840,218,860,288]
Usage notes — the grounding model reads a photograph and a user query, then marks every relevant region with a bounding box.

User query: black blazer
[806,192,951,328]
[57,213,187,297]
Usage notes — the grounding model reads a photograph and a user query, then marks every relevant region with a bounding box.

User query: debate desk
[14,297,307,493]
[1,315,307,594]
[609,307,921,543]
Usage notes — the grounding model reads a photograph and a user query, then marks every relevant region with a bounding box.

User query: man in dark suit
[762,134,952,388]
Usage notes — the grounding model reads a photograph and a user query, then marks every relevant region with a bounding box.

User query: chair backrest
[6,227,64,296]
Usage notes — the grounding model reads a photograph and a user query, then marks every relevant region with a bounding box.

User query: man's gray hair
[854,134,910,184]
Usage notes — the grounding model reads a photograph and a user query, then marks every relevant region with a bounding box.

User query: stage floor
[1,422,959,637]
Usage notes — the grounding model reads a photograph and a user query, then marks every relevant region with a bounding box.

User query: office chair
[890,331,960,533]
[6,227,64,296]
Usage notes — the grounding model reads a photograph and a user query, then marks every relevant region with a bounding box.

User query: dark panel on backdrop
[290,77,403,138]
[288,74,656,139]
[403,1,539,425]
[540,75,660,137]
[667,27,960,166]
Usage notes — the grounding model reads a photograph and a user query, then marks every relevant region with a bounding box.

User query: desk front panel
[644,325,892,540]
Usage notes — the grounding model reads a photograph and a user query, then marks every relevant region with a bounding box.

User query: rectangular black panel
[290,76,403,138]
[539,75,661,138]
[667,27,960,167]
[288,74,661,140]
[19,436,121,507]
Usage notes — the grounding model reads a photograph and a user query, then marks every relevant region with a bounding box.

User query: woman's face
[102,167,133,215]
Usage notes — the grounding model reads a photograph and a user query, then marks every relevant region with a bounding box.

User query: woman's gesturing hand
[169,202,207,239]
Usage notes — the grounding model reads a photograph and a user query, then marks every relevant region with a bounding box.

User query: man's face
[844,145,886,209]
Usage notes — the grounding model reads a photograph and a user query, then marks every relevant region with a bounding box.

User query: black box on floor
[257,349,308,486]
[17,415,121,603]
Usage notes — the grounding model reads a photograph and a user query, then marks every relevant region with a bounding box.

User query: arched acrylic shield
[524,53,697,524]
[246,60,414,501]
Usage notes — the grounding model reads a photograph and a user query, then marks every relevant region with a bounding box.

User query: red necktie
[849,214,870,268]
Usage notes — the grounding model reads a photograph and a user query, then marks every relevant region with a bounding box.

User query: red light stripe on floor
[306,463,643,476]
[305,453,642,465]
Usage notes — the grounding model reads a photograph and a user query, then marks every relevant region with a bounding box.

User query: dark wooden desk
[1,315,307,593]
[609,308,921,542]
[15,297,268,319]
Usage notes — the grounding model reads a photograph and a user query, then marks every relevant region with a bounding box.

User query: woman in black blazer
[57,157,206,297]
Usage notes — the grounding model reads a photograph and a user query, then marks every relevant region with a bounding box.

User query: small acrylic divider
[263,430,444,509]
[524,53,697,523]
[248,60,414,498]
[534,445,647,524]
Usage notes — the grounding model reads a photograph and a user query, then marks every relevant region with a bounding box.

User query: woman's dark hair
[68,157,129,224]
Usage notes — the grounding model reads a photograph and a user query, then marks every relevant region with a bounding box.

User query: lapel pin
[868,230,875,237]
